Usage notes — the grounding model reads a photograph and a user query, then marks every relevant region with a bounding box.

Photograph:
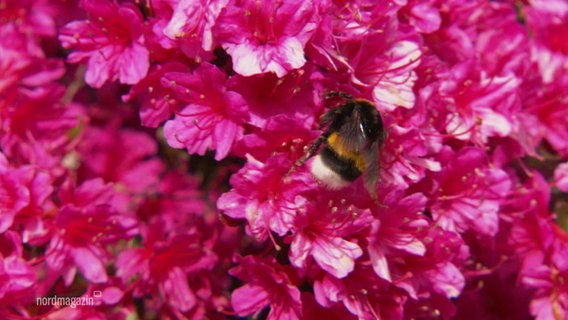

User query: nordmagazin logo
[35,291,101,308]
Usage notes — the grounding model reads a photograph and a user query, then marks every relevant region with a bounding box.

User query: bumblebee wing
[337,116,367,152]
[361,141,380,201]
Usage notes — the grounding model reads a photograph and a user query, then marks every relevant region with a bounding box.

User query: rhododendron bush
[2,0,568,319]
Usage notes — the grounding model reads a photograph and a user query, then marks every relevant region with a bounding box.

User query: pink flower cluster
[1,0,568,319]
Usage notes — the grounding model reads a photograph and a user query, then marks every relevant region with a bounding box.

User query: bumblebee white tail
[310,155,351,190]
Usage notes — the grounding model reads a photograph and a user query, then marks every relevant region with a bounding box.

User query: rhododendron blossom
[1,0,567,319]
[214,0,317,77]
[58,0,150,87]
[289,195,373,278]
[162,63,249,160]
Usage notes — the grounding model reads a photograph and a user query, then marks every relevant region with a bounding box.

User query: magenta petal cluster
[214,0,317,77]
[58,0,149,87]
[1,0,568,319]
[289,195,372,279]
[162,63,249,160]
[230,255,302,319]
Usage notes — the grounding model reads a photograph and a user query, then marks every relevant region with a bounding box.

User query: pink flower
[46,179,137,284]
[307,1,422,110]
[474,4,530,77]
[501,172,565,318]
[406,227,465,300]
[78,127,160,186]
[163,0,228,59]
[423,1,484,65]
[77,126,164,213]
[437,61,521,144]
[0,25,64,94]
[214,0,317,77]
[162,63,248,160]
[371,38,422,112]
[116,229,218,313]
[0,84,83,177]
[402,0,442,34]
[379,116,442,191]
[517,216,568,320]
[289,195,373,278]
[217,153,311,239]
[136,169,206,226]
[507,173,552,253]
[525,0,568,85]
[367,192,465,303]
[0,0,57,37]
[233,114,318,161]
[306,0,400,74]
[428,147,511,237]
[0,153,53,240]
[230,255,302,320]
[59,0,149,87]
[0,155,36,234]
[522,252,568,320]
[0,231,36,305]
[116,170,229,316]
[123,63,190,128]
[227,69,319,129]
[314,266,407,319]
[367,193,429,283]
[518,82,568,156]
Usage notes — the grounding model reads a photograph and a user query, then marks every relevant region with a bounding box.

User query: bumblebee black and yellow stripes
[293,92,385,200]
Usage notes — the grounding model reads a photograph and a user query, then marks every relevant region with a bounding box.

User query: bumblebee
[293,92,385,200]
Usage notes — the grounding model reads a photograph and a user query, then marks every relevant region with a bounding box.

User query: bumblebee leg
[325,91,354,100]
[295,134,326,167]
[285,134,327,178]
